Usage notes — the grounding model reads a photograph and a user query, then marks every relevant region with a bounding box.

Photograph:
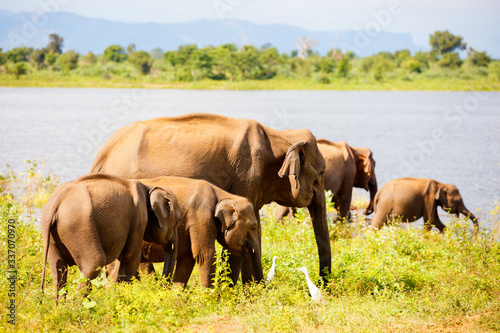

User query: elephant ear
[435,186,448,206]
[278,141,307,197]
[215,198,238,232]
[354,148,373,189]
[149,187,179,229]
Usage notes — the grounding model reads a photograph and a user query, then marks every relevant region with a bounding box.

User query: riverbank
[1,74,499,91]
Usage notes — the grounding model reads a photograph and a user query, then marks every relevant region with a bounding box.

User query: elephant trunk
[364,176,378,215]
[461,208,478,228]
[162,230,178,280]
[307,184,331,283]
[246,238,264,283]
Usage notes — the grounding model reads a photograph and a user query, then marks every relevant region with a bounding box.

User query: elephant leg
[195,248,216,288]
[241,211,262,284]
[48,247,68,304]
[337,184,353,221]
[139,262,156,275]
[434,219,446,233]
[276,206,291,223]
[227,252,243,285]
[76,251,106,296]
[370,212,386,230]
[117,246,142,283]
[172,255,196,288]
[276,206,295,223]
[105,259,120,283]
[337,194,352,222]
[424,210,446,233]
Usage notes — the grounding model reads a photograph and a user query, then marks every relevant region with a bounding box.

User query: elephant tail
[373,191,380,214]
[40,200,59,295]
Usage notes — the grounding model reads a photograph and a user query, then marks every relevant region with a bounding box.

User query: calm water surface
[1,88,499,227]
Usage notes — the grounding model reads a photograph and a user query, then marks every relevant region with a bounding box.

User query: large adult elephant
[277,140,377,221]
[91,113,329,282]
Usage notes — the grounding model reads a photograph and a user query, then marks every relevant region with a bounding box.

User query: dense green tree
[48,34,64,54]
[208,44,238,80]
[0,49,6,66]
[6,47,32,63]
[314,57,336,74]
[437,52,462,69]
[103,45,127,63]
[394,49,411,67]
[45,52,58,69]
[360,56,375,73]
[81,52,97,65]
[402,59,422,73]
[337,55,351,78]
[31,49,47,69]
[489,61,500,81]
[130,50,152,75]
[259,46,282,78]
[377,52,395,60]
[414,51,436,69]
[189,47,213,79]
[429,30,466,54]
[59,50,79,71]
[10,62,27,78]
[467,48,491,67]
[234,45,260,79]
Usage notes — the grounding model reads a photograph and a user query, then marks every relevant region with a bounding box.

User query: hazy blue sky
[1,0,499,51]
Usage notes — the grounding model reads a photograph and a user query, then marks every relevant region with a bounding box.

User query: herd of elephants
[40,113,478,303]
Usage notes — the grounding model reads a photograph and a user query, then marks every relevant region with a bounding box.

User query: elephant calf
[115,176,264,288]
[41,173,180,303]
[371,177,478,232]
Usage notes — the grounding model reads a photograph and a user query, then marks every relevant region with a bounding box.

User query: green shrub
[312,72,330,84]
[103,45,127,63]
[403,59,423,73]
[438,53,463,69]
[8,62,28,78]
[59,50,79,72]
[488,61,500,81]
[129,51,152,75]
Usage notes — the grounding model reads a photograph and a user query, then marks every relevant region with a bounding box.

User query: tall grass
[1,163,499,332]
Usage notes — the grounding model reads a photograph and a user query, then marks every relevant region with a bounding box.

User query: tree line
[0,31,498,82]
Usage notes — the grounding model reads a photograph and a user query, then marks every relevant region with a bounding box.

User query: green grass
[1,72,499,91]
[1,162,500,332]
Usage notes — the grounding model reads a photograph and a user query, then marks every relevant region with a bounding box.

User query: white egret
[266,256,279,284]
[298,266,325,305]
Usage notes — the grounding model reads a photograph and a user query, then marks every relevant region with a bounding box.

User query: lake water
[1,88,499,227]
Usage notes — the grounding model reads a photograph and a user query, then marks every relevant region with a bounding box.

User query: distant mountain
[0,10,422,57]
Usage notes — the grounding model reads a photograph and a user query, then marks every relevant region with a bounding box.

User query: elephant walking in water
[371,177,478,232]
[40,173,180,303]
[91,113,330,283]
[277,140,377,222]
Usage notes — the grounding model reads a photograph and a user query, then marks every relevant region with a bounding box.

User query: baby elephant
[116,176,264,288]
[40,173,180,303]
[371,177,478,232]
